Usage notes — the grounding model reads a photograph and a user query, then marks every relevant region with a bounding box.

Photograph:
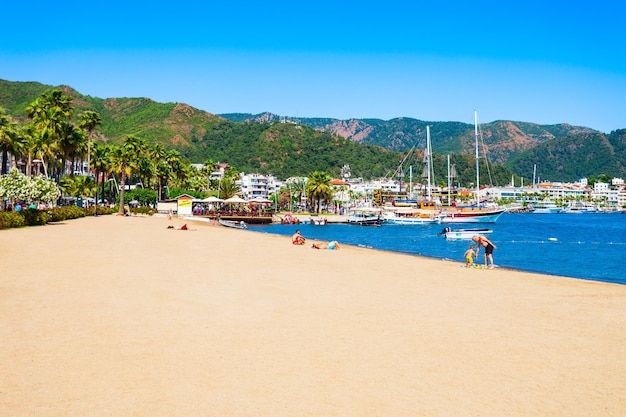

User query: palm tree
[148,144,168,200]
[91,142,111,204]
[155,160,172,200]
[306,171,332,214]
[110,145,131,215]
[201,158,218,192]
[26,91,74,180]
[288,177,307,211]
[79,111,103,175]
[218,176,240,199]
[110,136,145,215]
[59,175,96,200]
[42,89,74,119]
[19,124,37,177]
[165,149,186,186]
[0,108,25,175]
[58,123,86,176]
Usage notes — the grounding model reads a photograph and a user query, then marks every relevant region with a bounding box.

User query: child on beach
[464,244,475,268]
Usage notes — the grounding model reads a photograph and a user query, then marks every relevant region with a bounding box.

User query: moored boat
[531,200,563,214]
[218,218,248,229]
[564,202,598,214]
[439,111,505,224]
[346,208,384,226]
[438,226,493,240]
[439,205,505,223]
[383,207,442,224]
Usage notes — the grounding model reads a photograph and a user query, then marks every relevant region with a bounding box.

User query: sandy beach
[1,214,625,416]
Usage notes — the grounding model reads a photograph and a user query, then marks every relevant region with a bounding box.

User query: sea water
[250,213,626,285]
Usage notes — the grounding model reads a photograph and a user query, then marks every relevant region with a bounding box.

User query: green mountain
[2,78,624,183]
[223,113,626,182]
[0,80,400,180]
[507,129,626,182]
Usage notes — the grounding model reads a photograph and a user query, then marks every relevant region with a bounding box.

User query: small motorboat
[438,227,492,240]
[346,208,384,226]
[218,219,247,229]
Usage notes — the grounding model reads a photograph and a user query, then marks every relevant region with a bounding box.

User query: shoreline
[2,214,625,416]
[243,214,626,285]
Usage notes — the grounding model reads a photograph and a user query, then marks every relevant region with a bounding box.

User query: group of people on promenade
[292,229,340,250]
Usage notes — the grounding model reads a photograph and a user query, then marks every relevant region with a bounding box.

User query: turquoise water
[250,213,626,285]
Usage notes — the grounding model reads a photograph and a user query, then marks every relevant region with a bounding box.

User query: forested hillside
[2,78,624,183]
[0,80,400,180]
[507,129,626,182]
[224,113,625,182]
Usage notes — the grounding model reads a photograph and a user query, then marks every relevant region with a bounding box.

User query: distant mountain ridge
[220,112,626,182]
[1,79,625,182]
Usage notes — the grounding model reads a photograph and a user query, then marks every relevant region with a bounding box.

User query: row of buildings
[230,167,626,209]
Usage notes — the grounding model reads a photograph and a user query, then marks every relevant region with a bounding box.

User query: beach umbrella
[223,196,248,204]
[203,196,224,203]
[249,197,272,204]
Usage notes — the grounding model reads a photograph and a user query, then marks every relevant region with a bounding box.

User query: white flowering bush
[0,168,61,205]
[31,175,62,204]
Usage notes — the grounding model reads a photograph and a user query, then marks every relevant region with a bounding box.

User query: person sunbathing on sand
[167,224,192,230]
[311,240,340,250]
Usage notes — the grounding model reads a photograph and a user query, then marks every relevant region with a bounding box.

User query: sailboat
[440,111,505,224]
[383,125,443,224]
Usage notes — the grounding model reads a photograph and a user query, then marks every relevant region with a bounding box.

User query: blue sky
[1,1,625,132]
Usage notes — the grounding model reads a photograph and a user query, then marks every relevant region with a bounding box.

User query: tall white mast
[426,125,432,201]
[409,165,413,199]
[474,110,480,206]
[447,154,451,205]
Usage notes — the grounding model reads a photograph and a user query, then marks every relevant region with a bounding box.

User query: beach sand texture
[1,215,625,416]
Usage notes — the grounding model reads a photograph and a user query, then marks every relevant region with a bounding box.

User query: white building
[481,186,530,200]
[237,172,282,200]
[594,182,609,192]
[349,178,399,196]
[618,187,626,208]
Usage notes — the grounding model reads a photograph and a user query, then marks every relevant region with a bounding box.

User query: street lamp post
[33,159,47,178]
[94,171,98,217]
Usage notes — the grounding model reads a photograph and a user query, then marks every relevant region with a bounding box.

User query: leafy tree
[59,175,96,199]
[218,176,240,199]
[306,171,332,214]
[123,187,158,206]
[78,110,103,174]
[287,178,307,209]
[91,141,112,203]
[110,136,146,215]
[58,123,86,176]
[25,90,76,180]
[0,108,25,175]
[148,143,169,200]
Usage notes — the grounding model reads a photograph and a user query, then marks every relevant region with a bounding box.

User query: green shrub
[84,205,114,216]
[48,206,87,222]
[0,211,26,229]
[21,208,51,226]
[131,206,154,215]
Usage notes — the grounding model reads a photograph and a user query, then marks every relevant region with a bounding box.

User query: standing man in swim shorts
[472,235,497,269]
